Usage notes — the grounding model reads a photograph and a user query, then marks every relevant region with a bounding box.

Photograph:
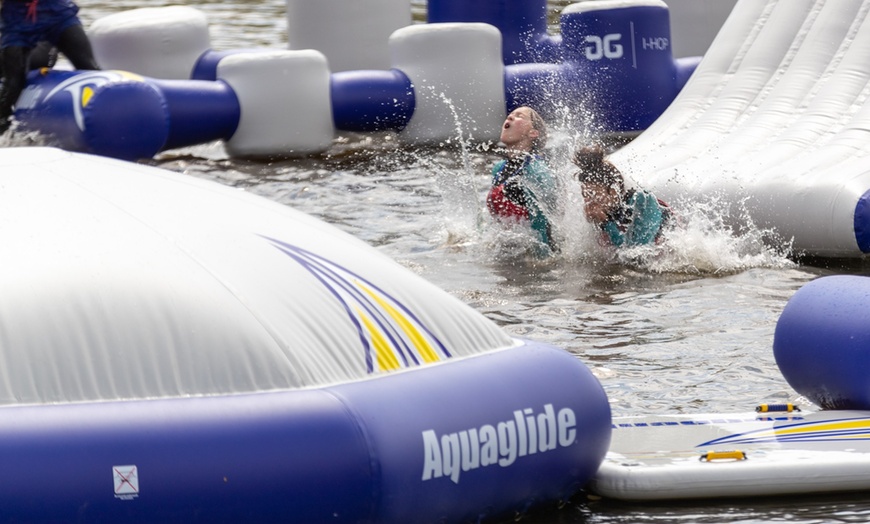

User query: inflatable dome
[0,147,611,523]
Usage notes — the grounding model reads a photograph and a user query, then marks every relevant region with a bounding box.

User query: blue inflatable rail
[0,342,609,523]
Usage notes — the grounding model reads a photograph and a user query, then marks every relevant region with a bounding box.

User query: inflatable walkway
[611,0,870,258]
[0,147,610,523]
[13,0,701,160]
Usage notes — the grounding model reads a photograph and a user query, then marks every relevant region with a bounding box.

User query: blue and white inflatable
[0,147,610,523]
[13,0,700,160]
[774,275,870,410]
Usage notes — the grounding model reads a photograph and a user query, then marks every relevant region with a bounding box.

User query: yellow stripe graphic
[740,419,870,442]
[775,419,870,437]
[357,281,440,364]
[357,308,400,371]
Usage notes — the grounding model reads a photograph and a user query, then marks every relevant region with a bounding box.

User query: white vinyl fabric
[0,148,515,405]
[611,0,870,257]
[89,6,211,80]
[391,23,506,145]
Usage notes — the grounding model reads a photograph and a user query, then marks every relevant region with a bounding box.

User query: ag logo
[584,34,624,60]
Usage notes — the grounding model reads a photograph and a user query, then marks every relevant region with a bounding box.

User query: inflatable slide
[612,0,870,258]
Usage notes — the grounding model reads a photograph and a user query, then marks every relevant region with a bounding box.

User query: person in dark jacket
[0,0,99,133]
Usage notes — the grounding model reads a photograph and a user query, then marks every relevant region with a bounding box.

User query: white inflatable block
[286,0,411,72]
[218,50,335,157]
[88,6,211,80]
[390,23,506,145]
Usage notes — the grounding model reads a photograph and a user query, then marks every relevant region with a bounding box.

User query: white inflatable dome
[0,147,511,404]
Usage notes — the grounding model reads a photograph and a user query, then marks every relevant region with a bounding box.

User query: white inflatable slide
[612,0,870,258]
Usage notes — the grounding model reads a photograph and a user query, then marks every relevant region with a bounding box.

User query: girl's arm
[523,158,557,253]
[627,191,665,245]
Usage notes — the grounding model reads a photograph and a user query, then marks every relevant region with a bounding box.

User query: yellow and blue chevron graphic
[699,416,870,447]
[267,238,450,373]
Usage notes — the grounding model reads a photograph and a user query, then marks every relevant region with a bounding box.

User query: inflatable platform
[592,408,870,500]
[0,147,611,523]
[591,274,870,501]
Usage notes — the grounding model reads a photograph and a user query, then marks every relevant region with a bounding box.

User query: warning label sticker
[113,465,139,500]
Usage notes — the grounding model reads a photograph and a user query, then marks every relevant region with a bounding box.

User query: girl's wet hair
[527,107,548,153]
[573,144,624,192]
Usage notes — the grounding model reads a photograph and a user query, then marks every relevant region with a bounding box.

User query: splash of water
[409,86,497,250]
[0,124,51,149]
[554,195,796,275]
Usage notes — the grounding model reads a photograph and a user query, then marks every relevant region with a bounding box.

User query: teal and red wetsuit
[486,155,558,254]
[598,189,672,247]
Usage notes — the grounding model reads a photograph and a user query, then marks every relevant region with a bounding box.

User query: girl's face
[500,107,539,153]
[581,183,621,224]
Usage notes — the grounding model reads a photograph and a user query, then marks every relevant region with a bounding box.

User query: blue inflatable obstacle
[774,275,870,410]
[19,0,701,160]
[15,69,240,160]
[434,0,701,132]
[0,147,611,523]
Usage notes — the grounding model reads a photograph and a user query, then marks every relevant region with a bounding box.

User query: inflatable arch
[0,147,610,523]
[14,0,701,160]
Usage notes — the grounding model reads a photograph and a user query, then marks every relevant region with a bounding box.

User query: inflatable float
[591,407,870,500]
[13,0,704,160]
[590,274,870,501]
[0,147,611,523]
[612,0,870,258]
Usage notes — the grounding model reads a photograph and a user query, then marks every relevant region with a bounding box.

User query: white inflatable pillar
[218,50,335,157]
[286,0,411,72]
[88,6,211,80]
[390,23,506,145]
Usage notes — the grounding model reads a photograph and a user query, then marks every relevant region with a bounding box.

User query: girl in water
[486,106,558,255]
[573,144,671,247]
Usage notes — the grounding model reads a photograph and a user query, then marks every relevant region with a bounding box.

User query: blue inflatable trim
[560,5,678,132]
[191,49,277,81]
[774,275,870,409]
[854,189,870,253]
[427,0,548,65]
[330,69,415,132]
[83,81,170,160]
[504,62,569,118]
[0,341,610,523]
[149,79,240,149]
[16,70,171,160]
